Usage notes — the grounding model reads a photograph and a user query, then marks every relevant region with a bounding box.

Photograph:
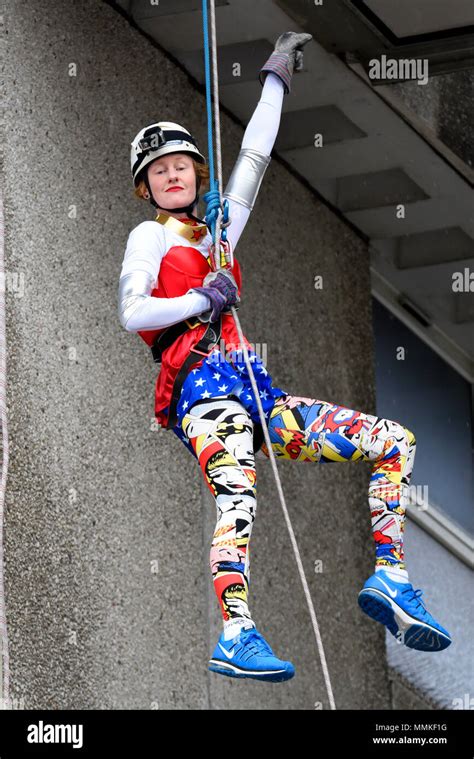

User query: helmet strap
[143,173,159,209]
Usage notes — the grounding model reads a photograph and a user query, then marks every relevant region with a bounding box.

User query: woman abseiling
[118,32,451,683]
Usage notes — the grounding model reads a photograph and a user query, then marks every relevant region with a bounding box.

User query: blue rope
[201,0,228,247]
[201,0,214,188]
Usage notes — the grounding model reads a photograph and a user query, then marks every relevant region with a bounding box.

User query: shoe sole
[208,658,295,682]
[358,588,451,651]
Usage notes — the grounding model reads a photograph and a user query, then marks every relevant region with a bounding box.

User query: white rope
[207,2,336,709]
[0,184,10,707]
[208,0,232,268]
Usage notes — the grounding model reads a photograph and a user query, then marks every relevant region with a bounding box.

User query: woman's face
[147,152,196,212]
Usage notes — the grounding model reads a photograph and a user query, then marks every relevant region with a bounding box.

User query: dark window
[372,298,474,537]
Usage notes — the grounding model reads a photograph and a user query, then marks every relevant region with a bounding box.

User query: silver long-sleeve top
[118,72,285,333]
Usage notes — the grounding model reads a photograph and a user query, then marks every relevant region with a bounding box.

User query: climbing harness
[152,313,223,430]
[146,210,241,430]
[201,0,336,708]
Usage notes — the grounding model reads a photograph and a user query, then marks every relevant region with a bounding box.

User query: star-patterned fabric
[165,348,288,458]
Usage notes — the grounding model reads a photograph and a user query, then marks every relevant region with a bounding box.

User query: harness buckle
[190,346,213,357]
[184,318,201,329]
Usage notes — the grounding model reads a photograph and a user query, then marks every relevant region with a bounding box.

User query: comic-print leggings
[179,393,416,625]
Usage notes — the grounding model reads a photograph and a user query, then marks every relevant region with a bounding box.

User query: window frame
[371,270,474,569]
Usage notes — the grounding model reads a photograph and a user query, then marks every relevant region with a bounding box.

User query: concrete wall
[1,0,409,709]
[391,70,474,169]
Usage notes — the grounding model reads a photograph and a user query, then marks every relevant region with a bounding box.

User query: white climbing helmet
[130,121,207,186]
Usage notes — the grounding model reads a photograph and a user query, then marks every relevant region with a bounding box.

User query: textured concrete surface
[1,0,399,709]
[386,521,474,711]
[391,70,474,169]
[389,669,435,711]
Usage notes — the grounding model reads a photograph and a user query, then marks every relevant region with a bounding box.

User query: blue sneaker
[358,570,452,652]
[208,623,295,682]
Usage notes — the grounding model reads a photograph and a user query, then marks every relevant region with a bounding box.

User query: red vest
[137,242,252,427]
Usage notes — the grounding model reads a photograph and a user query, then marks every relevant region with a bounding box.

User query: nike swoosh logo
[377,577,398,598]
[218,642,236,659]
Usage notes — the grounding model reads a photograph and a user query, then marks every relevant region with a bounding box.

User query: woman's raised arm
[221,32,312,254]
[221,73,284,254]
